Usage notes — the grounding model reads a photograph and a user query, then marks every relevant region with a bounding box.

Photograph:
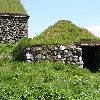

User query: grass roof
[0,0,27,14]
[32,20,99,45]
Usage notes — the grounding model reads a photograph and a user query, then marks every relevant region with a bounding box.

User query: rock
[42,56,46,59]
[68,51,73,56]
[69,57,73,62]
[60,45,66,50]
[46,55,50,59]
[71,62,76,65]
[72,56,78,62]
[35,47,41,51]
[26,59,32,62]
[61,58,66,61]
[64,50,68,53]
[76,61,84,65]
[54,46,58,50]
[79,56,82,62]
[35,54,43,59]
[69,45,76,50]
[64,55,67,58]
[54,51,57,55]
[26,52,33,62]
[57,55,62,59]
[76,47,82,51]
[42,51,47,55]
[72,50,77,55]
[38,47,42,50]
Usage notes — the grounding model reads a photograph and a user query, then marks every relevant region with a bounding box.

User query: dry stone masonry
[0,13,29,43]
[25,44,83,68]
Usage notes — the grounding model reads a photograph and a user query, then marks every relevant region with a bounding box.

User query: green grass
[0,43,14,60]
[0,60,100,99]
[0,43,14,54]
[32,20,99,45]
[0,0,26,14]
[0,42,100,99]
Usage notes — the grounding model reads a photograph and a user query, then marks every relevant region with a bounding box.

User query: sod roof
[32,20,99,45]
[0,0,27,14]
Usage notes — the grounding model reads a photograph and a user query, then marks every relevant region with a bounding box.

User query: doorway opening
[82,46,100,72]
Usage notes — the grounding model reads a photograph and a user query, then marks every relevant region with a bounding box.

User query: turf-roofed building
[0,0,29,43]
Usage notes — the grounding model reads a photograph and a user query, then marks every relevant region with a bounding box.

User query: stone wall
[25,44,83,68]
[0,13,29,43]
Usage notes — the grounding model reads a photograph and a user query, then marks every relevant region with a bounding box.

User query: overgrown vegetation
[0,0,26,14]
[0,60,100,99]
[0,43,14,60]
[32,20,99,45]
[0,19,100,99]
[0,42,100,99]
[11,37,32,61]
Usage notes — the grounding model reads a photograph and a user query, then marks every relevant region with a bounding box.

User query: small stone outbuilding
[0,0,29,43]
[25,39,100,72]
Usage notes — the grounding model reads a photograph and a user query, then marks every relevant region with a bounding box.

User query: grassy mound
[0,60,100,99]
[0,0,26,14]
[32,20,99,45]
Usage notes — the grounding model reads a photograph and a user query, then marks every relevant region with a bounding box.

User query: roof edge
[80,39,100,46]
[0,13,29,18]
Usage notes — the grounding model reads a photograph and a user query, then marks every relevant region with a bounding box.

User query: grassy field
[0,43,100,99]
[0,0,26,14]
[0,60,100,99]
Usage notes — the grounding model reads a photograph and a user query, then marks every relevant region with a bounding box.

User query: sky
[21,0,100,38]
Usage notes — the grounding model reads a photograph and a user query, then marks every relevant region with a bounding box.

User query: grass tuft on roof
[0,0,27,14]
[32,20,99,45]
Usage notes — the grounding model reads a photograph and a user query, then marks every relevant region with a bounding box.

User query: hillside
[0,60,99,99]
[0,22,100,99]
[32,20,99,45]
[0,0,26,14]
[0,43,100,99]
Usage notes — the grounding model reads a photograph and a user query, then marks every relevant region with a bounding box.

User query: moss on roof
[0,0,27,14]
[32,20,99,45]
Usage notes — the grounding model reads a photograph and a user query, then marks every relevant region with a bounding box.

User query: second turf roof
[0,0,27,14]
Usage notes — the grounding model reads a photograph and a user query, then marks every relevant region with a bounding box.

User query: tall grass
[0,43,14,60]
[0,60,100,99]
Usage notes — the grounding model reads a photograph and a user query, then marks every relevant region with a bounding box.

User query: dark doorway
[82,46,100,72]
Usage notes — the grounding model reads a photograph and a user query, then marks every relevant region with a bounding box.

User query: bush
[11,37,32,61]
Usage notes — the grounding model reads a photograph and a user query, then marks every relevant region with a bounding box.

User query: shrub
[11,37,32,61]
